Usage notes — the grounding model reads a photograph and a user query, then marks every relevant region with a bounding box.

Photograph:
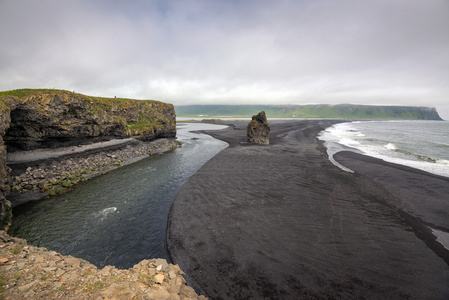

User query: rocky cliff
[1,89,176,151]
[0,106,11,230]
[0,89,177,230]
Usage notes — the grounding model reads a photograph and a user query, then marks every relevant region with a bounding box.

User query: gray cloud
[1,0,449,118]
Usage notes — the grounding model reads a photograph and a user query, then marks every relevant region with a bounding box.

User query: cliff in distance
[0,89,177,230]
[176,104,443,120]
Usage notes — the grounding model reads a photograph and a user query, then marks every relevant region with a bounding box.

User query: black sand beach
[167,120,449,299]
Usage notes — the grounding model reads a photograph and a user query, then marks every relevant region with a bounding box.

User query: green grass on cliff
[85,95,167,109]
[0,89,175,139]
[0,88,172,118]
[0,89,166,106]
[0,89,57,98]
[127,113,162,133]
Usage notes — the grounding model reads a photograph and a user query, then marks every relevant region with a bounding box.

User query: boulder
[247,111,270,144]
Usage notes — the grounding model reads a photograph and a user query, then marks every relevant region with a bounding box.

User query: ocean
[319,120,449,178]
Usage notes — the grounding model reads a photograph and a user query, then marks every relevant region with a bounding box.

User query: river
[9,123,228,268]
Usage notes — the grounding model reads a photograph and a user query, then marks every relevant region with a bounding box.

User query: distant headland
[176,104,443,120]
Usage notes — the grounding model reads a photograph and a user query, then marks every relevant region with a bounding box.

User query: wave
[94,207,118,221]
[383,143,438,163]
[319,121,449,178]
[339,137,360,147]
[393,148,438,163]
[384,143,397,150]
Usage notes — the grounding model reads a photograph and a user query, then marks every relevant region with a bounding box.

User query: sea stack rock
[247,111,270,144]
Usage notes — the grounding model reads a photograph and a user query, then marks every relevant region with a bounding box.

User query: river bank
[167,119,449,299]
[7,137,180,207]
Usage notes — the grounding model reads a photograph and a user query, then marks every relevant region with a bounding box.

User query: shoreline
[319,119,449,179]
[333,151,449,250]
[167,119,449,299]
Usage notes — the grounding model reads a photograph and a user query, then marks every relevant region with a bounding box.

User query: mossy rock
[0,204,12,231]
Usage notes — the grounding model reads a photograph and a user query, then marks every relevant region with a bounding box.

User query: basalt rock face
[0,107,12,230]
[0,89,177,230]
[2,90,176,152]
[247,111,270,144]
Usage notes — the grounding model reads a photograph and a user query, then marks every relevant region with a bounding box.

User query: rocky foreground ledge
[0,231,207,299]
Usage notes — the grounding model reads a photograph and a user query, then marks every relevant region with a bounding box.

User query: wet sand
[167,120,449,299]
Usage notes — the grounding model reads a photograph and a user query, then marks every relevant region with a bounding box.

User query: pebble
[155,274,165,284]
[169,271,177,279]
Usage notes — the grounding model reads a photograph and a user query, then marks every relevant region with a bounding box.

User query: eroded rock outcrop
[0,104,12,230]
[247,111,270,144]
[2,89,176,152]
[0,231,207,299]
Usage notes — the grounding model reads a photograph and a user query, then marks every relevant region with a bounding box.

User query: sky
[1,0,449,119]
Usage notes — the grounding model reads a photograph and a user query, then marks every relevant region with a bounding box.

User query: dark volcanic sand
[167,120,449,299]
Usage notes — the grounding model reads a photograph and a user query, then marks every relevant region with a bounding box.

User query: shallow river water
[9,123,228,268]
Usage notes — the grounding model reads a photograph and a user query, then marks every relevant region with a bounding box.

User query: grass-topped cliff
[0,89,176,151]
[176,104,443,120]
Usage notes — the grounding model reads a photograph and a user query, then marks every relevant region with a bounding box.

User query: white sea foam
[385,143,397,150]
[101,207,117,214]
[318,125,355,173]
[339,137,361,147]
[95,207,118,221]
[319,121,449,178]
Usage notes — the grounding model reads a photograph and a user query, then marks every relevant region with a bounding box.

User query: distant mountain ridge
[175,104,443,120]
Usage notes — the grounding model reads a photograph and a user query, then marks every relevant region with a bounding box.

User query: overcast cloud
[1,0,448,118]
